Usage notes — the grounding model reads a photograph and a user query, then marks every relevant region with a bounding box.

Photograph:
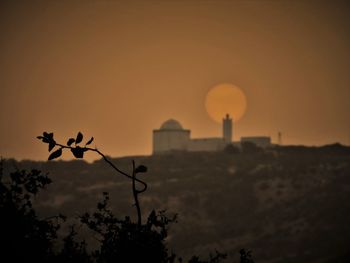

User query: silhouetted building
[188,138,226,152]
[153,116,231,154]
[152,114,271,154]
[223,114,233,143]
[152,119,190,154]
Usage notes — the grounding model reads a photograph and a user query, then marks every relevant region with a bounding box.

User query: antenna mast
[278,131,282,145]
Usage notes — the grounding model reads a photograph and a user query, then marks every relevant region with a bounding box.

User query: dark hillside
[4,144,350,262]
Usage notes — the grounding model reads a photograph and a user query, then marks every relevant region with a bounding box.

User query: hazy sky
[1,0,349,161]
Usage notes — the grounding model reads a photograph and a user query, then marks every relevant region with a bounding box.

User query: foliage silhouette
[37,131,147,226]
[239,249,254,263]
[0,132,258,262]
[53,225,91,263]
[36,132,237,262]
[0,165,62,262]
[80,192,177,263]
[0,157,236,262]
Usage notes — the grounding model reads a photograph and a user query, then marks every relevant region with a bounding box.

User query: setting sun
[205,83,247,123]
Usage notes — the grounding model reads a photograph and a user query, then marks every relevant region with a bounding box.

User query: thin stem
[55,142,147,225]
[56,143,147,193]
[132,160,142,226]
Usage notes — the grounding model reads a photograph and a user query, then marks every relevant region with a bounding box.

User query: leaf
[67,138,75,146]
[42,132,55,144]
[75,132,83,144]
[135,165,147,173]
[86,137,94,146]
[43,132,54,140]
[37,136,49,144]
[48,148,62,160]
[71,146,86,158]
[48,141,56,152]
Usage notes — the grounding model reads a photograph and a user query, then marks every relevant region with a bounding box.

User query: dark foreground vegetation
[1,134,350,262]
[1,132,254,263]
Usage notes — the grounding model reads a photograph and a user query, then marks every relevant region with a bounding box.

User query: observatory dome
[160,119,183,130]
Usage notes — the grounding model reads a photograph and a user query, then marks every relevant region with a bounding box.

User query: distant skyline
[1,0,349,161]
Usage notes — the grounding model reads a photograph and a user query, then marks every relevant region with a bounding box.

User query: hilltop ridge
[3,144,350,262]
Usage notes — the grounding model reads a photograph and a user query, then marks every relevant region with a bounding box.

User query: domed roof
[160,119,183,130]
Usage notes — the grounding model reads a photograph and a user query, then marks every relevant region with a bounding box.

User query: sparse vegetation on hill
[0,132,232,263]
[2,140,350,262]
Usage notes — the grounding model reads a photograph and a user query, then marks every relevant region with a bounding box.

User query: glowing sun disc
[205,83,247,123]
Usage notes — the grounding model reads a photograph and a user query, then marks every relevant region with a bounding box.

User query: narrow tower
[223,113,233,144]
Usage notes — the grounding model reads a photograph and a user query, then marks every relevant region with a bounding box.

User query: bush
[0,132,256,262]
[0,168,61,262]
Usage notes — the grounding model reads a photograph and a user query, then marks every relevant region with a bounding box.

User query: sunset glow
[205,83,247,123]
[0,1,349,161]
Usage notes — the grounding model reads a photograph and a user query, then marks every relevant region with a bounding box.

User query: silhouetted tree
[36,132,231,263]
[53,226,91,263]
[80,192,177,263]
[0,165,63,262]
[239,249,254,263]
[37,131,147,226]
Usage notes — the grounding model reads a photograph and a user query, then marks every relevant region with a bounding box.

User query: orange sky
[1,0,349,161]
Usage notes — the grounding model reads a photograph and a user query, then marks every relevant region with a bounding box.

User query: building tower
[223,113,233,144]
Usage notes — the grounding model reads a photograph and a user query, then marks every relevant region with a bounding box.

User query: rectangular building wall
[153,130,190,154]
[188,138,226,152]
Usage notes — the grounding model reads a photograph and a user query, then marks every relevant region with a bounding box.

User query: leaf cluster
[239,249,254,263]
[37,131,94,160]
